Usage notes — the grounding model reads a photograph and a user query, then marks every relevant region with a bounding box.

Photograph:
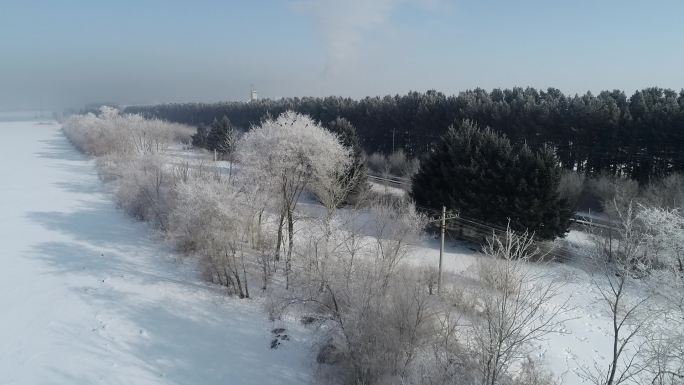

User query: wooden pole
[438,205,446,295]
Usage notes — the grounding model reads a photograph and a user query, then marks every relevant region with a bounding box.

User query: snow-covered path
[0,121,312,385]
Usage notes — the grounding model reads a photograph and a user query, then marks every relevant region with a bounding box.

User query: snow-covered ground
[407,231,643,385]
[369,181,407,197]
[0,121,313,385]
[299,194,630,384]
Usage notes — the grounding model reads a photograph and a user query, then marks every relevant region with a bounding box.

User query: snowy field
[0,121,313,385]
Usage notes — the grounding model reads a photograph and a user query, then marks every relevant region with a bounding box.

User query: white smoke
[295,0,442,75]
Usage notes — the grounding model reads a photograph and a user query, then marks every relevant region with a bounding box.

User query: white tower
[249,85,258,102]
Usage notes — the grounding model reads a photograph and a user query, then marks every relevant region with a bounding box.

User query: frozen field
[0,121,312,385]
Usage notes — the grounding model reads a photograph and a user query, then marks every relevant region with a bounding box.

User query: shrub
[388,149,419,177]
[557,170,585,209]
[274,198,428,384]
[169,178,255,297]
[112,155,176,229]
[641,172,684,210]
[62,106,193,157]
[586,173,639,213]
[367,152,389,174]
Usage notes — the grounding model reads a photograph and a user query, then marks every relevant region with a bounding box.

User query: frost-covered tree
[637,206,684,385]
[639,206,684,274]
[237,111,350,287]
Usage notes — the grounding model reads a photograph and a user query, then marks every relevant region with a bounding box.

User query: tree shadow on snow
[23,127,314,385]
[26,206,151,250]
[30,240,312,385]
[34,133,87,162]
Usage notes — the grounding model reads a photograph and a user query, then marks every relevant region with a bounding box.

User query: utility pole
[392,128,396,153]
[438,205,446,295]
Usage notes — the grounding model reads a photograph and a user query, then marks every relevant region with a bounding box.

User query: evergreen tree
[327,117,369,203]
[206,116,237,156]
[191,123,209,148]
[411,120,572,239]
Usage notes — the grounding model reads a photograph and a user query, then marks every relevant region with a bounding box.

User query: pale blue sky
[1,0,682,110]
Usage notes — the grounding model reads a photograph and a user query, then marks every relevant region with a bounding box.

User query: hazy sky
[1,0,683,110]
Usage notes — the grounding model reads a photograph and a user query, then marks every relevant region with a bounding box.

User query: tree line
[125,87,684,183]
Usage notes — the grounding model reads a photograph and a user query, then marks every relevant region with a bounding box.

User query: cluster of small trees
[125,87,684,183]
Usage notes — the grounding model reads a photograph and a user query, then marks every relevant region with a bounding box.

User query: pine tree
[206,116,237,156]
[411,120,571,239]
[191,123,210,148]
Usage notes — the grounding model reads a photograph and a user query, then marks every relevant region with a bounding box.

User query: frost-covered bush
[112,155,176,229]
[366,152,389,174]
[272,198,430,384]
[169,177,258,297]
[63,106,193,157]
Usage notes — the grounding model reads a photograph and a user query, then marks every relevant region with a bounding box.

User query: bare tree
[466,226,569,385]
[580,201,656,385]
[644,324,684,385]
